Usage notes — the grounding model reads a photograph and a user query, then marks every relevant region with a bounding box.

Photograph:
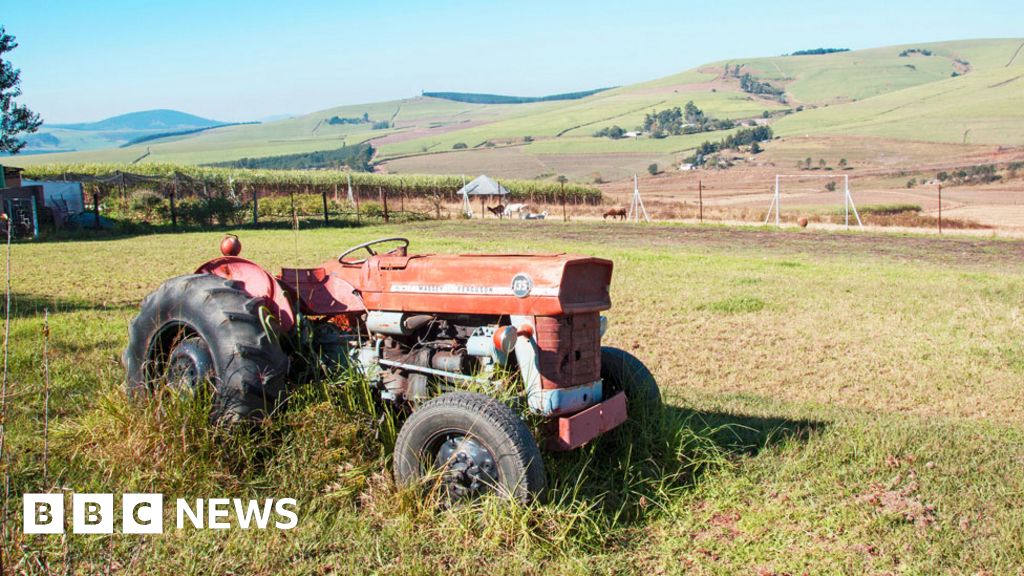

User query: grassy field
[2,221,1024,574]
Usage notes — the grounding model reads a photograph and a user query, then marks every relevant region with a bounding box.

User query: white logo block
[72,493,114,534]
[123,493,163,534]
[23,493,64,534]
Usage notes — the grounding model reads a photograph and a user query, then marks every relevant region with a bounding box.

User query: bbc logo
[24,493,299,533]
[24,493,164,534]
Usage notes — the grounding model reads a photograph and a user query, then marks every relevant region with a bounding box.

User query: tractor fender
[196,256,295,332]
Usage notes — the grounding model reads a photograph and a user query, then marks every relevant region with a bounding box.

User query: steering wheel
[338,237,410,265]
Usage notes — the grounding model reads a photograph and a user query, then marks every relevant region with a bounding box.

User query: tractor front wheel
[393,392,546,503]
[601,346,662,419]
[123,274,289,422]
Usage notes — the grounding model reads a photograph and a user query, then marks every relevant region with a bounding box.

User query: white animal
[503,203,528,217]
[523,211,548,220]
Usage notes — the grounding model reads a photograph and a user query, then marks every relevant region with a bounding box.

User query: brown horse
[603,208,627,221]
[487,204,506,219]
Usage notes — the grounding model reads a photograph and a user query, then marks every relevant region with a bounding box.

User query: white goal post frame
[765,174,863,229]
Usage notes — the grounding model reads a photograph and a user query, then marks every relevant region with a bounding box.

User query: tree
[839,158,848,168]
[647,163,659,176]
[1,27,42,154]
[750,141,762,154]
[824,181,837,192]
[818,158,827,168]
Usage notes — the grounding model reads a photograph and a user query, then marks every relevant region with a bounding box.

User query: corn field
[22,163,604,204]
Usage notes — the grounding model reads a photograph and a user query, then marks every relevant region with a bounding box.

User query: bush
[648,164,659,176]
[175,196,245,227]
[129,189,165,222]
[452,142,468,149]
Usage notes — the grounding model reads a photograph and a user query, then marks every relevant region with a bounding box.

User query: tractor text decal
[391,282,557,297]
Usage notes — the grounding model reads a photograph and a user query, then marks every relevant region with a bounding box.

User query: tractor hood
[323,253,613,316]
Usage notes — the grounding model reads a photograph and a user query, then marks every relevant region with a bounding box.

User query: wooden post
[252,186,259,226]
[480,195,485,218]
[322,187,329,225]
[561,181,567,222]
[355,187,361,223]
[93,188,100,230]
[169,187,177,228]
[698,180,703,223]
[290,190,297,229]
[938,184,942,234]
[400,193,405,213]
[120,172,128,215]
[380,186,390,223]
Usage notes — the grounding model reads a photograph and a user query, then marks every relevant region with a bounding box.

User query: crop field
[2,221,1024,574]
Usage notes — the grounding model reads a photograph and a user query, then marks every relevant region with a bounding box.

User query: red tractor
[124,236,659,501]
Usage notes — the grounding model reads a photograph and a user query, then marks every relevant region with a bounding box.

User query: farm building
[1,166,43,238]
[1,166,88,237]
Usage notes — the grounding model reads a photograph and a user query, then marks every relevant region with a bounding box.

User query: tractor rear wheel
[123,274,289,422]
[393,392,546,503]
[601,346,662,419]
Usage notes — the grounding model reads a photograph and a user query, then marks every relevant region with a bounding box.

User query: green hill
[10,38,1023,179]
[51,109,222,131]
[18,109,228,155]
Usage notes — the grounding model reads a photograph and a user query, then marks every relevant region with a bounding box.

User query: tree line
[685,126,773,166]
[208,143,375,171]
[422,88,612,105]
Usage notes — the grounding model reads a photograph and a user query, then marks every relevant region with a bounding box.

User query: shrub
[452,142,468,149]
[648,163,659,176]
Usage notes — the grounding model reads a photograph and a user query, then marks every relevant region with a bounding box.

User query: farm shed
[23,178,86,227]
[456,175,509,217]
[1,165,24,188]
[0,184,44,238]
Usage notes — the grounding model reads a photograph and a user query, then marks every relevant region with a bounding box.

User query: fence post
[252,186,259,226]
[169,185,177,228]
[938,184,942,234]
[93,187,100,230]
[322,187,329,225]
[561,181,567,222]
[290,190,297,229]
[698,180,703,223]
[380,186,390,223]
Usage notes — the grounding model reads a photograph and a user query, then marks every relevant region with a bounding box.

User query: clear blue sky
[2,0,1022,123]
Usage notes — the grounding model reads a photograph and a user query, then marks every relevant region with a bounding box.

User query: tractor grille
[534,313,601,389]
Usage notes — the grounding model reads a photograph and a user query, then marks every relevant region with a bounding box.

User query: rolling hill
[18,109,229,155]
[10,38,1024,181]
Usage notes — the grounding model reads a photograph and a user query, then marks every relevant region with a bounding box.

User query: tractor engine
[348,312,517,403]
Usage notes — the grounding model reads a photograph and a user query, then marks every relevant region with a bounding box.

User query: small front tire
[393,392,546,502]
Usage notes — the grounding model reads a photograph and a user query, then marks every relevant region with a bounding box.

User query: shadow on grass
[7,291,137,319]
[30,216,431,243]
[541,402,827,525]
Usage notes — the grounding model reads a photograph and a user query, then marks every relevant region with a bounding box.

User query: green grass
[3,221,1024,573]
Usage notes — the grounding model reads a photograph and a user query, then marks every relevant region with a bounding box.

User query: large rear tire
[123,274,289,422]
[393,392,546,503]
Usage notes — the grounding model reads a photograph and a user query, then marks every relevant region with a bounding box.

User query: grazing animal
[486,204,506,218]
[604,208,627,221]
[504,203,529,218]
[523,211,548,220]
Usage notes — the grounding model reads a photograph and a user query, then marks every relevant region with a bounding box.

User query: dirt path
[408,221,1024,269]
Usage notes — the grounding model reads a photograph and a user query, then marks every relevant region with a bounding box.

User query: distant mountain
[51,109,224,131]
[12,109,230,155]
